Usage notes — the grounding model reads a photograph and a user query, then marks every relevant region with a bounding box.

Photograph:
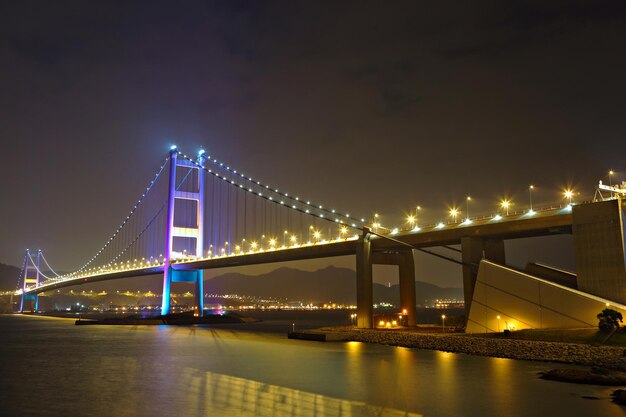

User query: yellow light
[564,190,573,198]
[379,320,385,326]
[251,242,258,249]
[441,314,446,319]
[290,235,297,242]
[402,309,407,314]
[313,231,321,239]
[467,196,471,201]
[269,238,276,246]
[407,215,415,224]
[340,226,348,235]
[501,200,509,208]
[392,320,397,326]
[529,185,534,189]
[449,209,458,217]
[609,170,614,176]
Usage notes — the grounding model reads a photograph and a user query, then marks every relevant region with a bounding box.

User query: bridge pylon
[161,147,206,316]
[19,249,41,313]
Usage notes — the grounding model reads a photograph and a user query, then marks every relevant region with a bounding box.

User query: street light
[500,200,510,216]
[466,196,471,221]
[407,215,416,226]
[449,208,459,223]
[564,189,574,205]
[441,314,446,333]
[497,315,501,332]
[529,185,534,212]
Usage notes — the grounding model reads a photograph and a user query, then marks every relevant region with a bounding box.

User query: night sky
[2,1,626,287]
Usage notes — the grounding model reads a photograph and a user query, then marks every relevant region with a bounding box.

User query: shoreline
[307,327,626,371]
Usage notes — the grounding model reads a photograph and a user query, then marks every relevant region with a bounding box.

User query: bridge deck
[24,207,573,295]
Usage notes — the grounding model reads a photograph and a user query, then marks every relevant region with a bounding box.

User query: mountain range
[0,263,462,305]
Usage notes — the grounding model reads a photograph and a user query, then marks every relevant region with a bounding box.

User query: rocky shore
[314,327,626,370]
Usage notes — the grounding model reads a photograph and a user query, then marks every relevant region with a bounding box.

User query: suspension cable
[177,152,365,231]
[39,251,61,277]
[14,251,28,292]
[69,155,170,276]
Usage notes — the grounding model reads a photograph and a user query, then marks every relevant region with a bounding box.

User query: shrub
[597,308,623,333]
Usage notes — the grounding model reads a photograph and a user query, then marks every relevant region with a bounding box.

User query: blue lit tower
[19,249,41,313]
[161,147,206,316]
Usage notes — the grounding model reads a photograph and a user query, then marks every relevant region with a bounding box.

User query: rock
[541,368,626,385]
[612,390,626,405]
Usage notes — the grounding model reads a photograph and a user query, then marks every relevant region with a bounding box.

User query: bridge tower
[161,147,206,316]
[19,249,41,313]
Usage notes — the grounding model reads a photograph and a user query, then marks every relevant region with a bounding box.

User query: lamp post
[407,214,415,230]
[441,314,446,333]
[501,200,510,216]
[466,196,471,222]
[529,185,534,212]
[449,208,458,223]
[564,190,573,205]
[497,315,501,332]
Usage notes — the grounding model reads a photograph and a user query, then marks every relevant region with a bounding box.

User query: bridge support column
[372,250,417,326]
[399,250,417,326]
[20,249,40,313]
[161,148,206,317]
[167,268,204,315]
[356,229,373,328]
[461,237,505,321]
[573,199,626,304]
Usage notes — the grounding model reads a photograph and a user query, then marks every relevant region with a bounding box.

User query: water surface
[0,314,620,416]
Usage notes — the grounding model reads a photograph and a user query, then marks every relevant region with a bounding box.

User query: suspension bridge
[15,146,624,329]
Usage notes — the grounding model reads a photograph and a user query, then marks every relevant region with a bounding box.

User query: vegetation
[597,308,623,333]
[476,327,626,346]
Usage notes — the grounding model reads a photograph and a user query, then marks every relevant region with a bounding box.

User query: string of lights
[14,250,29,293]
[178,151,366,230]
[69,155,170,276]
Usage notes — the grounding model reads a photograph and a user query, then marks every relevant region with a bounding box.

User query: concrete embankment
[293,327,626,370]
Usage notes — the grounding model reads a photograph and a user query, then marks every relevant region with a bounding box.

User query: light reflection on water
[0,315,621,417]
[177,368,422,417]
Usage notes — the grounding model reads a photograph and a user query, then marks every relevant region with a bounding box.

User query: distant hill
[1,262,462,305]
[0,263,21,291]
[204,266,462,305]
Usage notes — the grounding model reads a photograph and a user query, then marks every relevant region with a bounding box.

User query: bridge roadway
[23,206,573,295]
